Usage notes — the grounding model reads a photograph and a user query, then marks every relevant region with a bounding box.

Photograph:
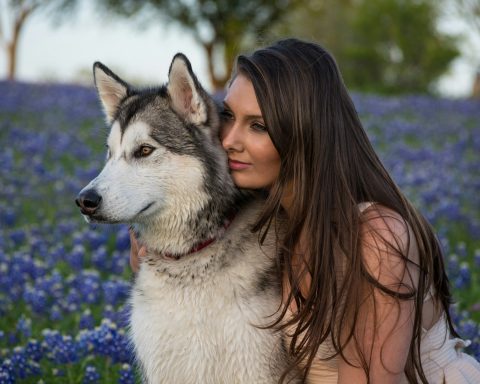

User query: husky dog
[75,54,297,383]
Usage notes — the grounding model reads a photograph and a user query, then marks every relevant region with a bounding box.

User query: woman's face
[220,74,281,190]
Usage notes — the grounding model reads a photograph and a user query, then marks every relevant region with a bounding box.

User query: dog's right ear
[167,54,207,125]
[93,62,129,124]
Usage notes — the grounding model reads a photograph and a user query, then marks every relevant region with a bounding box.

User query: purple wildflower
[82,365,100,384]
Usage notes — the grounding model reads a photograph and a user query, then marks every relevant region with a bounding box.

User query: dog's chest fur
[130,201,293,383]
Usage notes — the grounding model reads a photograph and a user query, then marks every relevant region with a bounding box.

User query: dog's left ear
[167,54,207,125]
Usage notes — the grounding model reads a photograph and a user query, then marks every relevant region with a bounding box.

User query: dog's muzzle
[75,189,102,216]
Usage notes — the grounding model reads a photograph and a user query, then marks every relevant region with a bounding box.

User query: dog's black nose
[76,189,102,215]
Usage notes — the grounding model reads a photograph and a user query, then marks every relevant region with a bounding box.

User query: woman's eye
[220,110,234,120]
[134,145,155,158]
[251,122,267,132]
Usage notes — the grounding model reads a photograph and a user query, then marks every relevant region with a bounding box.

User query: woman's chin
[231,177,260,190]
[231,172,272,190]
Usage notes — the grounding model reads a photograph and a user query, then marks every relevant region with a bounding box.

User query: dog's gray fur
[76,54,298,383]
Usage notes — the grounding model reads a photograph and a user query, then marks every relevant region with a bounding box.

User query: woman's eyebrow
[245,114,264,120]
[222,101,264,120]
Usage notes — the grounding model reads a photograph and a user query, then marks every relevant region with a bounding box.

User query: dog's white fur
[132,201,286,383]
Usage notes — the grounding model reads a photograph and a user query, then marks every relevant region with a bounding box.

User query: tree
[268,0,356,63]
[99,0,299,91]
[0,0,77,80]
[347,0,459,93]
[453,0,480,33]
[449,0,480,97]
[271,0,459,94]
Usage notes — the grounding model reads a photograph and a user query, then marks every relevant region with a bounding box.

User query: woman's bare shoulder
[358,203,420,290]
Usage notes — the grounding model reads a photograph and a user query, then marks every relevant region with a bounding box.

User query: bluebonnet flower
[42,330,79,364]
[15,315,32,339]
[40,271,64,301]
[25,359,42,378]
[72,230,89,248]
[7,332,18,346]
[57,220,77,239]
[0,207,16,227]
[8,230,26,247]
[115,227,131,252]
[13,252,38,280]
[87,230,108,249]
[439,236,450,255]
[446,253,460,277]
[29,235,49,260]
[48,244,67,266]
[68,244,85,270]
[455,242,467,258]
[77,319,134,364]
[23,285,48,314]
[0,359,15,384]
[458,319,479,341]
[25,339,44,361]
[64,287,82,313]
[79,309,95,330]
[454,262,471,289]
[83,365,100,383]
[91,246,109,271]
[9,252,32,290]
[77,270,102,304]
[68,270,102,305]
[50,304,63,321]
[10,347,28,379]
[103,279,131,306]
[103,305,116,322]
[118,363,135,384]
[111,250,129,274]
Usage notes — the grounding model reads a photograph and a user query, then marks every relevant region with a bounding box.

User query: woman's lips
[228,159,251,170]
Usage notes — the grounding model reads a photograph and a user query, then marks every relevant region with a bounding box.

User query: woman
[131,38,480,383]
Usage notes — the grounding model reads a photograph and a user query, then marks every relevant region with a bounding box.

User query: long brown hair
[234,38,457,383]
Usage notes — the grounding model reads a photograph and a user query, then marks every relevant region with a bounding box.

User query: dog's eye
[134,145,155,158]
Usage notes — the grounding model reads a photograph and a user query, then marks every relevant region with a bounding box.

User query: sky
[1,1,479,97]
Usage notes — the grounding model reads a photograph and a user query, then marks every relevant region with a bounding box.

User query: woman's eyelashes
[220,108,234,121]
[251,121,267,132]
[220,106,267,132]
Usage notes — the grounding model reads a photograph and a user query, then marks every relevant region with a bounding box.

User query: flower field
[0,80,479,383]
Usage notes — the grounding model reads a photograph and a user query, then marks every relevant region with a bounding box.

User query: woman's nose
[221,122,243,152]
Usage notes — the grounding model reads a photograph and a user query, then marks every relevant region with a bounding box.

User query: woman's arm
[337,206,420,384]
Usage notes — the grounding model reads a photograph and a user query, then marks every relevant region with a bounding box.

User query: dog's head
[76,54,231,226]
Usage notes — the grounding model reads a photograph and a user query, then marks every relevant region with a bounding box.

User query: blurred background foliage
[273,0,459,94]
[98,0,462,94]
[98,0,300,90]
[1,0,480,95]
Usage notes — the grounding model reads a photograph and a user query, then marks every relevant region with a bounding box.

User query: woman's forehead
[224,74,262,115]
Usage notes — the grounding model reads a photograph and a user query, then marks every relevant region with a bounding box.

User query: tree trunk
[7,41,16,81]
[5,5,36,81]
[203,40,230,92]
[472,70,480,99]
